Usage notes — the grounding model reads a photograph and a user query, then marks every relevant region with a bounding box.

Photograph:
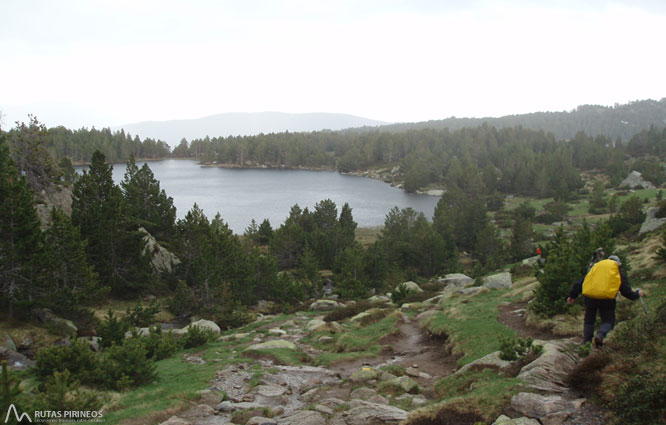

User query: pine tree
[72,150,153,297]
[41,207,109,310]
[0,134,43,318]
[120,155,176,242]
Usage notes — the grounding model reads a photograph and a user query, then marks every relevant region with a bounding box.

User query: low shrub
[101,338,157,390]
[498,335,543,361]
[566,351,610,393]
[181,325,216,349]
[142,326,180,360]
[34,369,102,413]
[608,371,666,425]
[96,310,130,349]
[34,340,99,385]
[125,299,161,327]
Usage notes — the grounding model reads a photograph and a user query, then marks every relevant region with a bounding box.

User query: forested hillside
[376,98,666,141]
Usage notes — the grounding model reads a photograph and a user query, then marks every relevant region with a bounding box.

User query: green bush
[609,371,666,425]
[181,325,216,349]
[125,299,161,327]
[101,338,157,390]
[34,340,99,385]
[34,369,102,413]
[142,326,181,360]
[498,335,543,361]
[390,283,414,305]
[97,310,130,349]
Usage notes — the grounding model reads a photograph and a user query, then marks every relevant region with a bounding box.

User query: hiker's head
[594,247,605,259]
[608,255,621,267]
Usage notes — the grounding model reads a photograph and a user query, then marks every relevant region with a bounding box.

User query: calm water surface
[79,159,440,234]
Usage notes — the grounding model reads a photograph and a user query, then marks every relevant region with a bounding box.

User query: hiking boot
[593,336,603,348]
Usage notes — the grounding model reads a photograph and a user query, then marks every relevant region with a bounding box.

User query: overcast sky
[1,0,665,130]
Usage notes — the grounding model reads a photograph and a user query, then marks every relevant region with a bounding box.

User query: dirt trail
[498,301,560,340]
[328,314,458,394]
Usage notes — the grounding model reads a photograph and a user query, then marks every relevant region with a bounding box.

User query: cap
[608,255,621,266]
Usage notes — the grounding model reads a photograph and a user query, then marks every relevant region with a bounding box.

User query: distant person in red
[567,254,643,347]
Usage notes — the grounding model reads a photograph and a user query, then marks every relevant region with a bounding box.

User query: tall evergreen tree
[40,207,109,310]
[121,154,176,242]
[0,134,43,318]
[72,150,153,297]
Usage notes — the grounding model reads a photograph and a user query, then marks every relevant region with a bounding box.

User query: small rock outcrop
[639,207,666,235]
[620,170,655,189]
[330,400,408,425]
[32,308,78,336]
[139,227,181,273]
[453,351,512,376]
[482,272,512,289]
[398,281,423,293]
[438,273,474,288]
[310,299,343,311]
[492,415,540,425]
[517,340,578,393]
[245,340,297,351]
[511,393,585,425]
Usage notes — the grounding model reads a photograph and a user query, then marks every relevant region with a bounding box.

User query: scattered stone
[194,404,215,417]
[405,367,420,378]
[268,328,287,336]
[32,308,78,336]
[277,410,326,425]
[418,372,432,380]
[349,367,380,383]
[511,392,585,424]
[219,332,250,342]
[319,398,346,408]
[422,295,443,305]
[367,394,389,405]
[411,395,428,407]
[245,340,297,351]
[482,272,512,289]
[305,319,327,332]
[332,400,408,425]
[521,256,540,266]
[379,372,397,382]
[439,273,474,288]
[367,295,391,304]
[215,401,234,412]
[317,336,334,344]
[350,387,377,400]
[350,311,372,322]
[310,299,343,311]
[158,416,191,425]
[315,404,335,415]
[247,417,276,425]
[384,376,419,394]
[453,351,512,376]
[183,353,206,364]
[188,319,221,334]
[492,415,540,425]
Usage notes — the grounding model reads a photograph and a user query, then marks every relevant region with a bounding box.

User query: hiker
[567,255,643,347]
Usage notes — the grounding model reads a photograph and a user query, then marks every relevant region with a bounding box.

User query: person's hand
[637,289,644,297]
[567,297,575,305]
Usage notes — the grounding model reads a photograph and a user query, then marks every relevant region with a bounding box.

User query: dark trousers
[583,297,616,343]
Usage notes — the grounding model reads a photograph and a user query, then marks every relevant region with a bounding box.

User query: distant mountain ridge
[114,112,388,145]
[374,98,666,142]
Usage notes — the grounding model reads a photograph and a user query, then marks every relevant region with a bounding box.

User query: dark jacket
[569,271,639,301]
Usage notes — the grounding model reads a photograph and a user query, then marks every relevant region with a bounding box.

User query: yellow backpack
[582,259,621,299]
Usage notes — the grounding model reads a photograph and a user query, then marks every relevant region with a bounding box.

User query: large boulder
[0,346,35,371]
[511,393,585,425]
[277,410,326,425]
[639,207,666,235]
[492,415,540,425]
[367,295,391,304]
[310,299,343,311]
[32,308,78,337]
[173,319,221,336]
[245,340,297,351]
[482,272,512,289]
[517,340,578,393]
[139,227,181,273]
[330,400,408,425]
[383,376,419,394]
[620,170,655,189]
[1,335,17,351]
[439,273,474,288]
[453,351,512,376]
[349,367,381,383]
[398,281,423,293]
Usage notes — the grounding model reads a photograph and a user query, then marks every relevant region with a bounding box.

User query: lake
[78,159,440,234]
